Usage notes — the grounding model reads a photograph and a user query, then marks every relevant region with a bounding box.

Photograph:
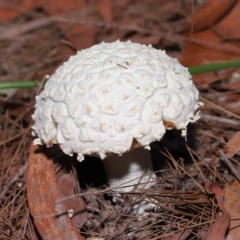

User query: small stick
[201,114,240,126]
[219,150,240,181]
[117,63,128,69]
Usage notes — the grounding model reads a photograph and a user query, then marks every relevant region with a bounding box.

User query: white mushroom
[32,40,202,194]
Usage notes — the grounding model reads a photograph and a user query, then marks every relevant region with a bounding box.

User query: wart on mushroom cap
[32,40,202,192]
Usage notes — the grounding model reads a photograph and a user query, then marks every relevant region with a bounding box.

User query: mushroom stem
[102,148,156,192]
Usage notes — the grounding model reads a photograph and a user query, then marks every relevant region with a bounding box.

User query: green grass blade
[188,59,240,74]
[0,81,37,89]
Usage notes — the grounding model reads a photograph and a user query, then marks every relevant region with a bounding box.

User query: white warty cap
[32,40,202,161]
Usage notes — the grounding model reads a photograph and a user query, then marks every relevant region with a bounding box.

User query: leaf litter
[0,0,240,239]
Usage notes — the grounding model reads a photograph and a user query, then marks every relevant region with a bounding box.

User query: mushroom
[32,40,202,194]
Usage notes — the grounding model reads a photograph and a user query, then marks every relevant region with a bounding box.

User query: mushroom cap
[32,40,201,161]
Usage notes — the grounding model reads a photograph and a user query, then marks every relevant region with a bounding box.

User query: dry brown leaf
[42,0,85,15]
[205,181,226,211]
[214,1,240,39]
[55,167,87,229]
[224,181,240,240]
[225,131,240,158]
[181,0,240,88]
[181,30,239,87]
[112,0,132,15]
[0,0,44,22]
[43,0,96,50]
[184,0,236,33]
[166,229,191,240]
[95,0,112,22]
[205,181,230,240]
[27,143,84,239]
[206,213,230,240]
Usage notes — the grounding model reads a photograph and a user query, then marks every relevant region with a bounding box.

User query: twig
[201,113,240,126]
[0,18,52,40]
[219,150,240,181]
[200,96,240,120]
[116,63,128,69]
[160,149,206,193]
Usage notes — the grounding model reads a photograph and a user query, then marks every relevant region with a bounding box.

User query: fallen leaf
[206,213,230,240]
[26,143,84,239]
[166,229,191,240]
[224,181,240,240]
[42,0,85,15]
[205,181,226,211]
[214,1,240,39]
[95,0,112,22]
[181,0,240,88]
[55,164,87,229]
[225,131,240,158]
[112,0,132,15]
[43,0,96,50]
[181,30,239,87]
[0,0,44,23]
[184,0,236,33]
[205,181,230,240]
